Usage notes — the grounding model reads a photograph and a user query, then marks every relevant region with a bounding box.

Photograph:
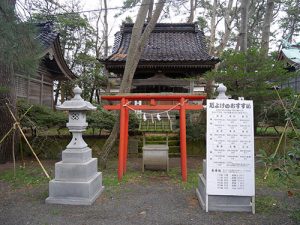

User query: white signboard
[206,99,255,196]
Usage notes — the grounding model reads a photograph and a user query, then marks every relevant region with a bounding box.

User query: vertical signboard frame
[196,99,255,213]
[206,99,255,197]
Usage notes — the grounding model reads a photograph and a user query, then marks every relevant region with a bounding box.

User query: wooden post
[123,102,129,174]
[180,97,187,182]
[118,98,126,181]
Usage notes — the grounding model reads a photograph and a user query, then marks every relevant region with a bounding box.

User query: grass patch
[101,164,200,193]
[256,167,300,190]
[0,166,50,188]
[168,168,199,190]
[256,168,287,190]
[50,208,61,216]
[256,196,279,214]
[290,209,300,222]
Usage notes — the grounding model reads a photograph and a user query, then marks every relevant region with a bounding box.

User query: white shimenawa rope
[122,100,188,122]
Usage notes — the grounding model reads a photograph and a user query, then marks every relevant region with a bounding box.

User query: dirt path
[0,158,298,225]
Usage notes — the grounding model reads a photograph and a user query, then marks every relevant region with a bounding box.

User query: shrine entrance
[101,94,206,182]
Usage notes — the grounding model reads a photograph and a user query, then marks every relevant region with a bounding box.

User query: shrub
[17,100,67,129]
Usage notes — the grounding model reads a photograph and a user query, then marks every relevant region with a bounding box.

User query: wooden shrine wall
[16,66,54,108]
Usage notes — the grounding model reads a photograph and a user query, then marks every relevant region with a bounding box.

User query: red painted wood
[118,98,126,181]
[102,94,206,181]
[180,97,187,182]
[123,101,129,174]
[103,104,203,111]
[101,94,205,101]
[150,99,157,105]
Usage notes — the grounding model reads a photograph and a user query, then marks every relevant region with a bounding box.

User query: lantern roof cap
[56,86,96,111]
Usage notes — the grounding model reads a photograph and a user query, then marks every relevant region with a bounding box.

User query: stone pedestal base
[46,148,104,205]
[196,160,255,213]
[46,172,104,205]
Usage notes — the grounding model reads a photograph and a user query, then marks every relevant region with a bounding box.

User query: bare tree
[187,0,197,23]
[261,0,275,57]
[100,0,165,164]
[147,0,154,22]
[102,0,111,93]
[238,0,250,52]
[209,0,217,55]
[216,0,234,55]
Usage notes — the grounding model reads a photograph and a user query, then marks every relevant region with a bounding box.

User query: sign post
[196,84,255,213]
[206,99,255,197]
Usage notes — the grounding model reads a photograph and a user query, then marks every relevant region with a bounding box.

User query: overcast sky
[18,0,298,52]
[79,0,189,47]
[72,0,288,52]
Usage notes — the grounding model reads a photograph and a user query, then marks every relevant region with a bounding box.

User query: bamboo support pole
[0,105,33,146]
[264,92,300,180]
[275,89,299,134]
[12,127,16,178]
[264,120,289,179]
[6,103,51,180]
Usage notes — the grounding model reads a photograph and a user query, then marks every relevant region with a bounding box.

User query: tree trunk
[239,0,250,52]
[261,0,275,57]
[54,81,61,108]
[146,0,154,22]
[102,0,111,93]
[99,0,165,164]
[89,87,94,103]
[0,62,17,163]
[60,81,65,103]
[0,0,18,163]
[216,0,233,55]
[119,0,165,93]
[209,0,217,55]
[95,89,100,104]
[187,0,196,23]
[287,0,299,42]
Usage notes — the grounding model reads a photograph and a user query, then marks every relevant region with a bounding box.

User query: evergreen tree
[0,0,41,163]
[205,48,295,133]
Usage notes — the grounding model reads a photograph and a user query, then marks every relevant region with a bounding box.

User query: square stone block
[46,172,103,205]
[62,147,92,163]
[55,158,97,181]
[196,173,254,213]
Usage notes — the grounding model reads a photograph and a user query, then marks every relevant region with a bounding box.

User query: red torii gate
[101,94,206,182]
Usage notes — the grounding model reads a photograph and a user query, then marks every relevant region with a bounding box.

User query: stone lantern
[46,86,104,205]
[216,83,229,99]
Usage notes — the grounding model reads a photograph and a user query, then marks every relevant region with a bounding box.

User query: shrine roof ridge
[100,23,220,67]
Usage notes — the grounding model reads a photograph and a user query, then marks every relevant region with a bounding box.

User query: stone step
[46,172,103,205]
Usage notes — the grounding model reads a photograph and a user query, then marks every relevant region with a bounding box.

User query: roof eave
[52,37,77,80]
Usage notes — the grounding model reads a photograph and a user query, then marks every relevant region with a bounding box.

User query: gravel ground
[0,157,299,225]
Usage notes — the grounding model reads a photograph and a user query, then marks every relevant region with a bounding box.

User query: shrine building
[100,23,219,94]
[15,22,76,108]
[278,40,300,93]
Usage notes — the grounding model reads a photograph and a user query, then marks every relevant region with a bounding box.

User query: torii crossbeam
[101,94,206,182]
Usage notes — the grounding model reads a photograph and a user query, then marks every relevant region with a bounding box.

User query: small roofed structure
[16,22,76,107]
[278,40,300,92]
[100,23,219,93]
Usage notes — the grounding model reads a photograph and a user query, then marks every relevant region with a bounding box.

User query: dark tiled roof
[106,23,219,63]
[35,21,58,49]
[35,21,77,80]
